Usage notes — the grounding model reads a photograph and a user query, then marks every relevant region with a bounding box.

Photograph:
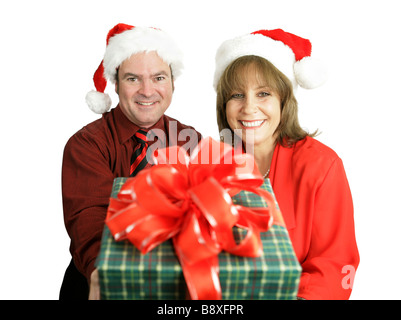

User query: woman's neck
[253,141,276,177]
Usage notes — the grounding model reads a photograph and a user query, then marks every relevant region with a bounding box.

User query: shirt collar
[113,105,166,144]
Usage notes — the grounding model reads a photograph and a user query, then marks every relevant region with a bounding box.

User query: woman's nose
[242,96,258,114]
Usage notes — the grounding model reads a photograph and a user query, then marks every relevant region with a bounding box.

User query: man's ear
[170,66,175,92]
[115,68,119,95]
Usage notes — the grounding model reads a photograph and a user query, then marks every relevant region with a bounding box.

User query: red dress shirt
[62,105,202,280]
[269,136,360,299]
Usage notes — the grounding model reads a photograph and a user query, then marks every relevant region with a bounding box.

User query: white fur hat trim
[214,31,327,91]
[104,26,184,84]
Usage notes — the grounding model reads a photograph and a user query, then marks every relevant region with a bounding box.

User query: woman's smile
[239,119,266,128]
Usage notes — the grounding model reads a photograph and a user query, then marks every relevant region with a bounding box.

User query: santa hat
[213,29,327,91]
[86,23,184,114]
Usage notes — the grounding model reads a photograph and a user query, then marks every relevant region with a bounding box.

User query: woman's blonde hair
[216,55,317,147]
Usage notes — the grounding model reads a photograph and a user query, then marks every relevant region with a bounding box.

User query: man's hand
[88,269,100,300]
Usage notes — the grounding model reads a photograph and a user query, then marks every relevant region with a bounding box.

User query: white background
[1,0,400,300]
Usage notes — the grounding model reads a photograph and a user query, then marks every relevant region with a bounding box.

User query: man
[60,23,202,300]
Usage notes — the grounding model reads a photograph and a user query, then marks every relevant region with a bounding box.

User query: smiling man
[116,51,174,128]
[60,24,202,300]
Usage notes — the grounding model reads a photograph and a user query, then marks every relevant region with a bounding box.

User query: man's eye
[155,76,165,81]
[127,77,137,82]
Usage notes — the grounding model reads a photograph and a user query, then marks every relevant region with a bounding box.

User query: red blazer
[269,137,359,300]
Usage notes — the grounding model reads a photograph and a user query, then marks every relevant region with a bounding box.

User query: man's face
[116,51,174,128]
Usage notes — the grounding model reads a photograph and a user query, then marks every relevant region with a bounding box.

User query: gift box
[96,176,301,300]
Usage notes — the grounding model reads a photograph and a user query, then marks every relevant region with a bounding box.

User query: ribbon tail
[173,212,222,299]
[177,251,221,300]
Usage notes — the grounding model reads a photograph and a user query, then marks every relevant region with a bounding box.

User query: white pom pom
[294,57,328,89]
[85,90,112,114]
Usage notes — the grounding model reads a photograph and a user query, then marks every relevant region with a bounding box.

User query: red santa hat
[86,23,184,114]
[213,29,327,91]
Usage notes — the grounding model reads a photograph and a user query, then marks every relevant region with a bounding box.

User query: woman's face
[226,73,281,149]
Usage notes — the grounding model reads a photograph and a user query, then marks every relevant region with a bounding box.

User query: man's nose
[138,80,155,97]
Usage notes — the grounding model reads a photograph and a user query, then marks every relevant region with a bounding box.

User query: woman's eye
[259,92,271,97]
[230,93,244,99]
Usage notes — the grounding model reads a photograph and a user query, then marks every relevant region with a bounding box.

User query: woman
[214,29,359,300]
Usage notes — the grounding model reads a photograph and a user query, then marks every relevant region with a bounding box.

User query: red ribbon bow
[106,137,278,299]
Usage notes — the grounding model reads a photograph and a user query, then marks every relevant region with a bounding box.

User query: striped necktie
[130,129,149,177]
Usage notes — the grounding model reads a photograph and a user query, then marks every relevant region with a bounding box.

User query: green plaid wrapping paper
[96,177,301,300]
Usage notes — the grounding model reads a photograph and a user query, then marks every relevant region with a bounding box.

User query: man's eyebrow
[122,71,170,79]
[122,72,139,79]
[153,71,170,77]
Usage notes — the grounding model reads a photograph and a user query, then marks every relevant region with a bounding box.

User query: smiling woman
[225,63,282,155]
[213,29,359,300]
[217,55,316,149]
